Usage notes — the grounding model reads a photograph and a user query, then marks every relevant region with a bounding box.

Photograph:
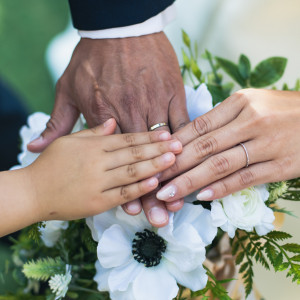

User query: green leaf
[266,231,292,241]
[238,54,251,80]
[181,48,191,68]
[282,243,300,253]
[239,262,248,273]
[265,242,278,264]
[191,58,202,81]
[207,84,231,106]
[215,57,247,87]
[23,257,65,281]
[277,262,290,271]
[182,29,191,48]
[236,251,245,265]
[232,241,240,255]
[274,253,283,269]
[250,57,287,87]
[291,255,300,262]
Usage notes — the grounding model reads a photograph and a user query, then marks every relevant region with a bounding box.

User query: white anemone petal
[94,261,111,291]
[98,224,132,268]
[132,264,178,300]
[108,259,143,292]
[166,260,208,291]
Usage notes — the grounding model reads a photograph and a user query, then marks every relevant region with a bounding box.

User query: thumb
[28,96,79,153]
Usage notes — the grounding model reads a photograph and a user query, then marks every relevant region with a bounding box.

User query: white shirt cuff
[78,4,176,39]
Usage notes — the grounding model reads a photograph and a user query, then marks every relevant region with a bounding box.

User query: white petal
[173,203,203,231]
[94,261,111,291]
[133,264,178,300]
[255,206,275,235]
[108,259,142,292]
[186,83,213,121]
[71,116,84,133]
[27,112,50,130]
[115,206,151,234]
[210,201,228,227]
[86,217,99,242]
[110,284,135,300]
[92,209,121,238]
[221,222,237,238]
[163,223,205,272]
[166,260,208,291]
[190,208,218,245]
[98,224,132,268]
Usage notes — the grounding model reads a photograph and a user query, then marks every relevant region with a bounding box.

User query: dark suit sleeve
[68,0,175,31]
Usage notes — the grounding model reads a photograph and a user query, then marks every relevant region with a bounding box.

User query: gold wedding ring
[240,143,250,168]
[149,122,168,131]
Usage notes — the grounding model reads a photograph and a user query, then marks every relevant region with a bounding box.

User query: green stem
[187,70,196,87]
[264,236,292,264]
[69,285,100,294]
[177,285,185,300]
[206,53,221,85]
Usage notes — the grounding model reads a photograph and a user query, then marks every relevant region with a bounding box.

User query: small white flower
[185,83,213,121]
[39,221,69,247]
[211,185,275,238]
[49,265,72,300]
[88,203,217,300]
[11,112,84,169]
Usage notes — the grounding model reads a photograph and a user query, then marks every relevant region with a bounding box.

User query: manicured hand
[27,119,182,223]
[156,89,300,202]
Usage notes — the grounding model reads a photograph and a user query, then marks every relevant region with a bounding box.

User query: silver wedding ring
[240,143,250,168]
[149,122,168,131]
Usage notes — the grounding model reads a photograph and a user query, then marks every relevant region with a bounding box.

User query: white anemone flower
[49,265,72,300]
[211,185,275,238]
[88,203,217,300]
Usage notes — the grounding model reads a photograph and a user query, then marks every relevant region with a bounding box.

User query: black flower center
[132,229,166,267]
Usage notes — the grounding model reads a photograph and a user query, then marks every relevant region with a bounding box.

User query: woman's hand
[156,89,300,202]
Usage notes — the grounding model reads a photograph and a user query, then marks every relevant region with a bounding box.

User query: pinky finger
[196,161,280,201]
[103,177,160,207]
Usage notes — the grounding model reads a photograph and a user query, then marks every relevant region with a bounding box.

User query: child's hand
[28,119,181,222]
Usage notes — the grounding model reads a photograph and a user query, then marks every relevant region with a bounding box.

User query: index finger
[172,93,245,146]
[103,130,171,151]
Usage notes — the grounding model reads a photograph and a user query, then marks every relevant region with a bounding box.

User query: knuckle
[45,117,60,134]
[126,165,137,178]
[238,169,255,187]
[210,155,230,176]
[217,180,230,196]
[182,174,194,191]
[192,115,212,137]
[123,134,136,146]
[131,146,144,160]
[120,186,131,202]
[193,136,218,160]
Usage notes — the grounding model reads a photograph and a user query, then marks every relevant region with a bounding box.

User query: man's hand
[28,32,189,227]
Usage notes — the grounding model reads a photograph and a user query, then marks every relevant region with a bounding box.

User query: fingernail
[154,172,162,180]
[104,118,114,127]
[125,202,142,214]
[161,153,174,163]
[158,132,171,141]
[147,177,158,187]
[28,136,43,147]
[196,189,214,201]
[170,140,182,152]
[156,185,177,200]
[148,207,168,224]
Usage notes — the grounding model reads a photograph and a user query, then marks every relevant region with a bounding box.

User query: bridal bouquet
[1,31,300,300]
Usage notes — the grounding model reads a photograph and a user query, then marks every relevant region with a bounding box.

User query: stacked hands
[3,33,300,236]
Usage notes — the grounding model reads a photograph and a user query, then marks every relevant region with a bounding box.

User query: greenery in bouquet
[1,31,300,300]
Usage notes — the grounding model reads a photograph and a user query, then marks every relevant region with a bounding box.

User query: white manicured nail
[149,207,168,224]
[125,202,142,214]
[196,189,214,201]
[156,185,177,200]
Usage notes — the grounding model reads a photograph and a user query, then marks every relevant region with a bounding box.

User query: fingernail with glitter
[156,185,177,201]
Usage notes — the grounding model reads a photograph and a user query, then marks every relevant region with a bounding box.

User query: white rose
[211,185,275,238]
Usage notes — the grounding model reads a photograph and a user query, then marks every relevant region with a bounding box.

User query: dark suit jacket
[68,0,175,30]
